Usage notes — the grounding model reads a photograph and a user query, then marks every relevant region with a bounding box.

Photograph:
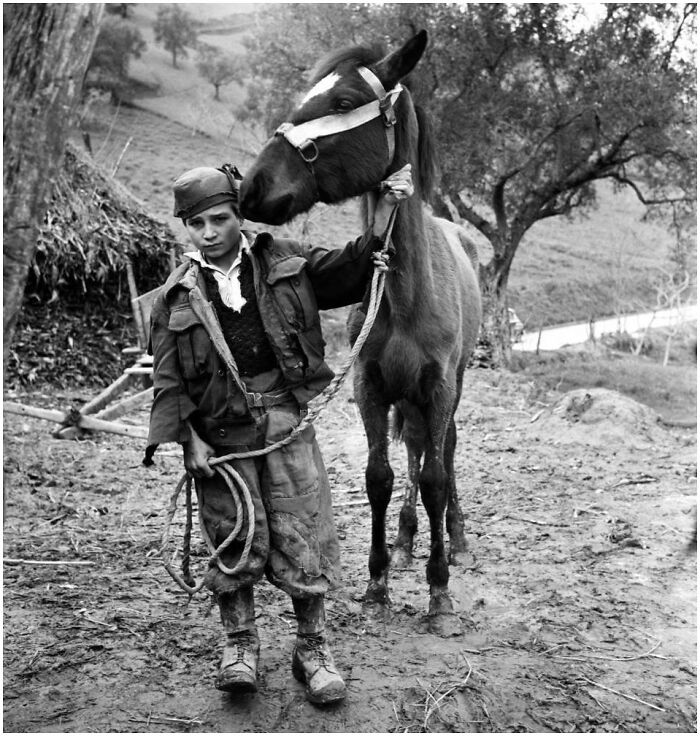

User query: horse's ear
[374,30,428,88]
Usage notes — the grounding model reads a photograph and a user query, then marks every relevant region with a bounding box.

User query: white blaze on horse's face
[300,72,341,106]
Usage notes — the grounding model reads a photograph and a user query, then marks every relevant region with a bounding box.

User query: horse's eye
[335,98,354,112]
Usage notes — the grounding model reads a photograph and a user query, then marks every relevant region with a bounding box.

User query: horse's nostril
[241,171,266,213]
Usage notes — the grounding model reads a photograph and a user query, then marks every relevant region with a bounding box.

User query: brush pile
[6,141,178,390]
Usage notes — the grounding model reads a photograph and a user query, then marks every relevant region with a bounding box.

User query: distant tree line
[87,3,243,103]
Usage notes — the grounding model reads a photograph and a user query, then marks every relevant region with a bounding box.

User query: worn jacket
[148,228,382,447]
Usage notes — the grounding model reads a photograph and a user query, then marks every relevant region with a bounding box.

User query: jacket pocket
[168,306,212,380]
[266,256,317,331]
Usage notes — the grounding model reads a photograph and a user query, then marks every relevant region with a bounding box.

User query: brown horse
[240,30,481,635]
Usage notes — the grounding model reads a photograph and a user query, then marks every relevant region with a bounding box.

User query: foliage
[233,3,696,365]
[86,14,146,103]
[153,4,198,68]
[196,44,242,100]
[105,3,133,19]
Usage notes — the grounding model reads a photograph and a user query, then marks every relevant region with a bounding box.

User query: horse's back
[428,216,481,340]
[432,216,480,275]
[416,215,481,364]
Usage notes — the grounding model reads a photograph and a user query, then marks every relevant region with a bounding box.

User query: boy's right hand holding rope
[183,420,216,478]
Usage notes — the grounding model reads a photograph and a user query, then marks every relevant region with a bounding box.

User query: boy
[148,162,412,704]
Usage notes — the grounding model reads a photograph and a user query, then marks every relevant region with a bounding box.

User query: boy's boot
[216,586,259,693]
[291,596,346,705]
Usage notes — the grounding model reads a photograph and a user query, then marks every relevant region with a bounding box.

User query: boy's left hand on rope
[372,251,390,272]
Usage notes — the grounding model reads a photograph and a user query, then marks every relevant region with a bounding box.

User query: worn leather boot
[291,596,346,705]
[216,586,259,693]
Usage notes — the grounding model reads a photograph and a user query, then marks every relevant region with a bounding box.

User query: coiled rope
[161,204,397,595]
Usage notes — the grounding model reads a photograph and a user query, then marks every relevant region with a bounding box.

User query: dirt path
[3,370,696,733]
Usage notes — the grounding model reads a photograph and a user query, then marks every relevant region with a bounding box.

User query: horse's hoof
[391,546,413,569]
[362,600,392,623]
[364,580,391,606]
[448,547,477,569]
[427,611,463,637]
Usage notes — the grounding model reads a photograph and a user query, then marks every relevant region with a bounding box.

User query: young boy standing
[148,163,412,704]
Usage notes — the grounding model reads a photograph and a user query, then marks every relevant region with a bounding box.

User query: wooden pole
[4,401,148,439]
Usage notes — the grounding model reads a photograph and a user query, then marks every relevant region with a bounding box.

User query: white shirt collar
[184,233,249,276]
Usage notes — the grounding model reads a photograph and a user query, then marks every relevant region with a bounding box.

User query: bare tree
[3,3,104,371]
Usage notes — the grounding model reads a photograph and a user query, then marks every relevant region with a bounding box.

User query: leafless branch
[605,173,695,206]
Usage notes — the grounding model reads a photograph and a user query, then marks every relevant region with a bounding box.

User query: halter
[274,66,402,165]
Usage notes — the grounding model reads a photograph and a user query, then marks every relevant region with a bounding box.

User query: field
[3,6,697,734]
[3,370,697,733]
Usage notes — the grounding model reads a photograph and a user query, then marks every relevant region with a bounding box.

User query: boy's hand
[372,251,390,272]
[379,163,414,205]
[183,422,216,478]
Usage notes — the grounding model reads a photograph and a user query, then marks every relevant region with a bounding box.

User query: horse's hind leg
[393,403,424,568]
[445,415,470,565]
[355,364,394,609]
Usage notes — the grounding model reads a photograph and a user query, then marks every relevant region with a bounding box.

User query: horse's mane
[312,43,438,202]
[311,44,385,83]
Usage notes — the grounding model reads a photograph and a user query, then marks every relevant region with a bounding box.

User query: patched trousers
[198,400,340,599]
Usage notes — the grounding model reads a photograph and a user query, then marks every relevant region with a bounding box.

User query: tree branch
[605,173,696,206]
[454,195,497,243]
[662,4,696,71]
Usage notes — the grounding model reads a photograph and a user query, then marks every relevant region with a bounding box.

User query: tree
[234,3,696,366]
[3,3,104,372]
[86,14,146,104]
[196,44,241,101]
[153,4,198,69]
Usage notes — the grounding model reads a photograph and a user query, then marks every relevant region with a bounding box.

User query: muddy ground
[3,369,696,733]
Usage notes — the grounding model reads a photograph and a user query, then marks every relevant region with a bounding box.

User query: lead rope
[161,203,399,596]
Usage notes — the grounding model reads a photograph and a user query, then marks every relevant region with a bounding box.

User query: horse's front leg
[419,377,463,636]
[354,363,393,609]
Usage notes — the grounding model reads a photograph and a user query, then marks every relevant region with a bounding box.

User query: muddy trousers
[217,587,327,638]
[197,403,340,598]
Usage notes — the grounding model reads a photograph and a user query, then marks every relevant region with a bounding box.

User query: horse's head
[240,31,428,225]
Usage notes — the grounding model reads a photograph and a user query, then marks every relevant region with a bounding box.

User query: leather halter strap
[275,66,401,164]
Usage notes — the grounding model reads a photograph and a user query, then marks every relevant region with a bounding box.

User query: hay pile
[7,141,178,389]
[31,140,177,305]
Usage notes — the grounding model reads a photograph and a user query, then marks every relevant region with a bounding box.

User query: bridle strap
[275,66,401,165]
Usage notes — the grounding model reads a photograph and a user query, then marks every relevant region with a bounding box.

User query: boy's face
[184,202,242,270]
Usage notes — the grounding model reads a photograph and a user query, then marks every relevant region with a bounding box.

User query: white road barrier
[513,304,697,352]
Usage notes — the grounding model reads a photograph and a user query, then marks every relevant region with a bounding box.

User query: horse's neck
[364,192,432,313]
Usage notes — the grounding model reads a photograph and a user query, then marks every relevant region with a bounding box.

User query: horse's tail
[390,406,404,443]
[391,402,427,450]
[415,104,437,202]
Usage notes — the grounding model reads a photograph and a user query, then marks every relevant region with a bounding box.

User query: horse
[239,30,482,635]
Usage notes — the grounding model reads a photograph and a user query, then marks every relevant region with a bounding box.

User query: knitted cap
[173,164,242,219]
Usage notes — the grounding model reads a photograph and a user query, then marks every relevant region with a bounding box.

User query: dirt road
[3,370,696,733]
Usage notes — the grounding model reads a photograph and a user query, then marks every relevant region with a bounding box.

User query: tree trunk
[214,83,220,101]
[3,3,104,372]
[171,49,178,68]
[478,257,514,368]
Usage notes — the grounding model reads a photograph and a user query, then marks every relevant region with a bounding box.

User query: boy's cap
[173,164,242,219]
